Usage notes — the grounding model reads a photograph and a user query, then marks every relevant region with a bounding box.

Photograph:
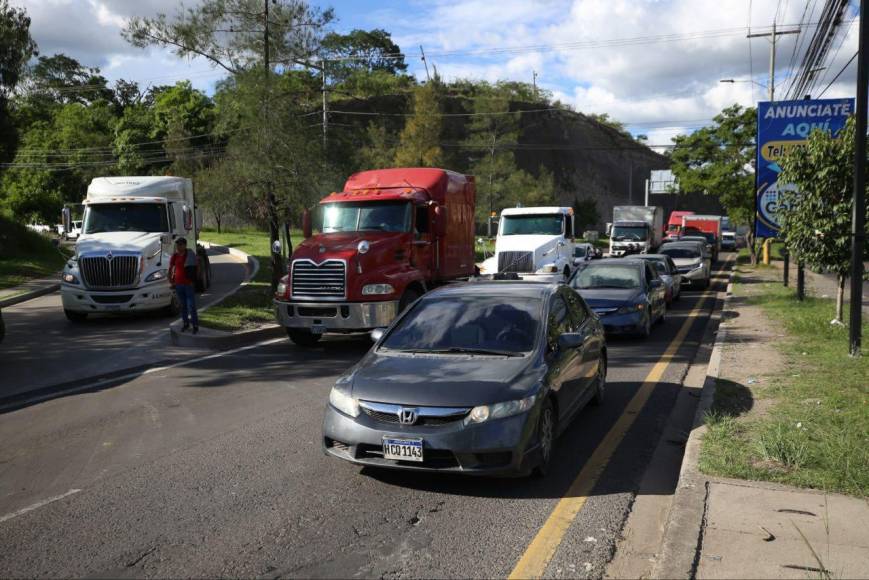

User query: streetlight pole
[850,0,868,356]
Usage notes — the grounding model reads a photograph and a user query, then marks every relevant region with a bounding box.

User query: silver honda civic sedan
[322,280,607,477]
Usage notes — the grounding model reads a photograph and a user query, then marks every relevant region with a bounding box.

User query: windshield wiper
[397,347,524,357]
[580,284,633,289]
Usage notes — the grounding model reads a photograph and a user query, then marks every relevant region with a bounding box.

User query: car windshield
[661,247,701,259]
[322,202,411,233]
[611,225,648,241]
[500,214,564,236]
[572,264,642,290]
[382,295,539,354]
[83,203,169,234]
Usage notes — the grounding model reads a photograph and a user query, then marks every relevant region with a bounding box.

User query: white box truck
[60,176,211,322]
[478,206,577,278]
[608,205,664,256]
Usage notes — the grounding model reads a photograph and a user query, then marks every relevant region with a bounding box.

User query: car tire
[399,287,422,313]
[287,328,321,347]
[533,399,557,478]
[591,357,606,406]
[64,309,88,323]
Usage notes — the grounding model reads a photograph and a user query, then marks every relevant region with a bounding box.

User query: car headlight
[62,273,79,284]
[537,265,559,273]
[616,303,645,314]
[466,394,537,424]
[145,269,168,282]
[691,263,704,271]
[362,283,394,295]
[329,387,360,417]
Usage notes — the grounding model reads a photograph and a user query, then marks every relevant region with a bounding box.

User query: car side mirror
[370,328,385,343]
[651,279,664,288]
[557,333,584,350]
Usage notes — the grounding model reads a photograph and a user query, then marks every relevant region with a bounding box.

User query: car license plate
[310,323,326,335]
[382,437,423,462]
[102,305,121,311]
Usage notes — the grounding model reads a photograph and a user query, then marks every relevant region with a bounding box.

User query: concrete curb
[170,242,278,349]
[652,268,736,579]
[0,282,60,308]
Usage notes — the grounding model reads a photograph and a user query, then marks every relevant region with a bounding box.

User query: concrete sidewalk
[648,266,869,579]
[0,275,60,308]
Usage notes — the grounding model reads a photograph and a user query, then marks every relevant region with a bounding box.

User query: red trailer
[665,210,694,240]
[274,168,476,345]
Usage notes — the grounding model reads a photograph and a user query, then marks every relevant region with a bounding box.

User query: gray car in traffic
[322,280,607,476]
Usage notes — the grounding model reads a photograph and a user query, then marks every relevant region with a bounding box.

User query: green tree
[358,122,396,169]
[668,105,758,262]
[572,197,600,231]
[321,29,406,83]
[125,0,333,290]
[778,117,869,324]
[394,81,443,167]
[0,0,37,163]
[23,54,113,106]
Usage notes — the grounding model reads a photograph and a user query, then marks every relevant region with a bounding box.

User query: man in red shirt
[168,237,199,333]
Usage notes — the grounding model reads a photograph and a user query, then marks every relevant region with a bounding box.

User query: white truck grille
[291,259,346,299]
[80,255,140,289]
[498,251,534,273]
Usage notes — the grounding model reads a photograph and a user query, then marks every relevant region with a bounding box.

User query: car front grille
[359,401,470,427]
[291,260,346,299]
[80,255,139,289]
[498,251,534,273]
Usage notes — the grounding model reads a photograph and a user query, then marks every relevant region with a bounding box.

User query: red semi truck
[665,210,694,240]
[274,167,476,346]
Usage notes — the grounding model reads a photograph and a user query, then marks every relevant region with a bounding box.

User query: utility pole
[321,60,327,147]
[263,0,281,292]
[850,0,868,356]
[487,133,496,237]
[748,22,799,101]
[532,70,538,97]
[419,45,431,82]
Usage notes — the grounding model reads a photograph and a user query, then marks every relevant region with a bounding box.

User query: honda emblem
[398,408,418,425]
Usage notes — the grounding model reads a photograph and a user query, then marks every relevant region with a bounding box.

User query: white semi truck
[479,206,577,278]
[608,205,664,256]
[60,176,210,322]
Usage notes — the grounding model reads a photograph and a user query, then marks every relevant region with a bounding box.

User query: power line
[816,49,858,96]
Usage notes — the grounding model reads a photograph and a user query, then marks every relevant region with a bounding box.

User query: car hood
[348,352,542,407]
[76,231,164,255]
[575,288,643,309]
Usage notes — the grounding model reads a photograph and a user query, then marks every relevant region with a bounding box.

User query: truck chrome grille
[498,251,534,273]
[80,255,140,289]
[291,259,346,299]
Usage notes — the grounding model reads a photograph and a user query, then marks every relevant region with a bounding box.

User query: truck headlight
[537,265,559,273]
[362,283,394,295]
[62,273,80,284]
[276,280,288,297]
[329,387,360,417]
[145,269,168,282]
[466,394,537,424]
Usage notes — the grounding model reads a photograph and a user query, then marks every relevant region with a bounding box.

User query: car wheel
[399,287,422,313]
[638,313,652,338]
[533,399,556,478]
[591,357,606,406]
[287,328,321,347]
[64,309,88,323]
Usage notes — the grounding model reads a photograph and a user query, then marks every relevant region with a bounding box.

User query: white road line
[0,489,82,524]
[0,337,287,412]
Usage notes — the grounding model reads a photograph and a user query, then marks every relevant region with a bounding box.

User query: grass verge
[0,217,68,290]
[196,228,301,332]
[700,275,869,497]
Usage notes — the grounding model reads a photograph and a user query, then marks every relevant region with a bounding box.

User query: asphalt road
[0,246,248,401]
[0,257,730,579]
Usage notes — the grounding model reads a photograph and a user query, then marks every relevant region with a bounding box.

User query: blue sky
[22,0,861,146]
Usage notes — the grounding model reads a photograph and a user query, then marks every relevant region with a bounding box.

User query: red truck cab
[274,168,476,346]
[665,210,694,240]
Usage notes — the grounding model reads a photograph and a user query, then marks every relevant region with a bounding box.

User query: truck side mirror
[182,205,193,231]
[62,207,71,234]
[434,205,447,237]
[302,209,312,239]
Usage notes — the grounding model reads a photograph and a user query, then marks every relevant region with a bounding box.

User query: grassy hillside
[0,217,67,290]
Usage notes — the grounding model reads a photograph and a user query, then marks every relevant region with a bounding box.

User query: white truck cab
[480,206,576,277]
[61,176,209,322]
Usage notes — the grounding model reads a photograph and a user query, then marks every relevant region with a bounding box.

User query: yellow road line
[508,293,713,579]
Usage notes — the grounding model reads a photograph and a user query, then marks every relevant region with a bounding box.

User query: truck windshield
[322,202,411,233]
[612,225,649,241]
[83,203,169,234]
[500,214,564,236]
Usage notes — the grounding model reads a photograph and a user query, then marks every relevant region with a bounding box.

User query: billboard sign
[649,169,679,194]
[755,98,854,238]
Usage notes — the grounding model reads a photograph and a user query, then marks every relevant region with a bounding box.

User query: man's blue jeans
[175,284,198,327]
